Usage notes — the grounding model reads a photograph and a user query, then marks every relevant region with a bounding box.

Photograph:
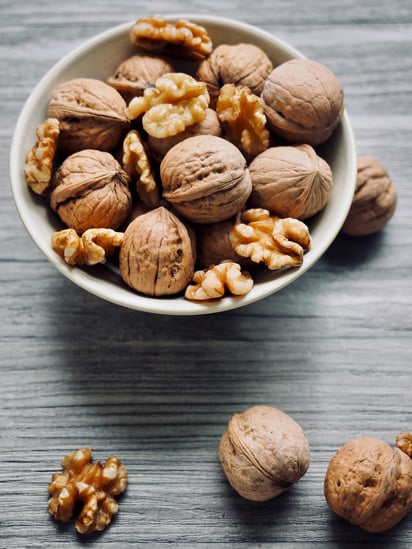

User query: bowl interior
[10,15,357,315]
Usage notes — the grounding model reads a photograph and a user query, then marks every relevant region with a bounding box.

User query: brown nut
[185,261,254,301]
[248,144,333,219]
[47,78,129,154]
[196,43,273,108]
[261,59,344,145]
[219,405,310,501]
[324,435,412,533]
[147,108,222,163]
[50,149,132,233]
[160,135,252,224]
[107,52,175,103]
[48,447,128,534]
[119,206,195,296]
[341,156,397,236]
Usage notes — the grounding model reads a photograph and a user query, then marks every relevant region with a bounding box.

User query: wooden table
[1,0,411,546]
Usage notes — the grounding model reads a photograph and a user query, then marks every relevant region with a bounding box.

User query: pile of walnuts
[25,14,382,302]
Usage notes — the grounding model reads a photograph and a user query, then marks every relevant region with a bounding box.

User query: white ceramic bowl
[10,14,357,315]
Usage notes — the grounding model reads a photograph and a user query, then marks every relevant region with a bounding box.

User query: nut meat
[219,405,310,501]
[185,261,253,300]
[48,447,127,534]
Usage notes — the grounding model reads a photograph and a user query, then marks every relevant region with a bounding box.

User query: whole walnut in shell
[107,52,175,103]
[341,156,397,236]
[261,59,344,146]
[160,135,252,224]
[219,405,310,501]
[50,149,132,233]
[324,435,412,532]
[47,78,129,154]
[248,144,333,219]
[196,43,273,108]
[119,206,195,296]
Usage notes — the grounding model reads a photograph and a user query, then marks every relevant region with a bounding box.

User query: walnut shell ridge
[160,135,252,224]
[261,59,344,146]
[248,144,333,219]
[219,405,310,501]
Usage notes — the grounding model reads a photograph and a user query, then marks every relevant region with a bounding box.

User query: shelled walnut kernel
[48,448,127,534]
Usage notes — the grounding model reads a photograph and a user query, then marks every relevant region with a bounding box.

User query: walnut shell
[219,405,310,501]
[341,157,397,236]
[196,43,273,108]
[147,108,222,163]
[160,135,252,224]
[107,52,175,103]
[47,78,130,154]
[261,59,344,146]
[324,436,412,533]
[50,149,132,233]
[248,144,333,219]
[119,206,195,296]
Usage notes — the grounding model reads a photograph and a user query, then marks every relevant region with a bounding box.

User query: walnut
[216,84,270,158]
[324,434,412,533]
[48,447,127,534]
[230,208,311,270]
[196,218,253,270]
[107,52,175,103]
[248,145,333,219]
[129,15,213,60]
[47,78,129,154]
[341,156,397,236]
[196,43,273,108]
[261,59,344,145]
[160,135,252,224]
[147,107,222,163]
[50,149,132,233]
[219,405,310,501]
[119,206,195,296]
[122,130,160,208]
[51,227,124,266]
[396,432,412,458]
[24,118,60,196]
[126,72,210,138]
[185,260,253,300]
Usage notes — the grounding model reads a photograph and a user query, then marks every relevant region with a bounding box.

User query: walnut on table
[24,118,60,196]
[185,260,253,301]
[51,227,124,266]
[129,15,213,60]
[216,83,270,158]
[48,448,127,534]
[126,72,210,138]
[230,208,311,270]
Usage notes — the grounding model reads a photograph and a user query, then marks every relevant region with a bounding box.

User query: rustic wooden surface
[1,0,411,546]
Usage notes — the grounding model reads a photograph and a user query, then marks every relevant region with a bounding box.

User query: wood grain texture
[1,0,411,546]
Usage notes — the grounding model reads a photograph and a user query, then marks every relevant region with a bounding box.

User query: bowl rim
[9,15,357,316]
